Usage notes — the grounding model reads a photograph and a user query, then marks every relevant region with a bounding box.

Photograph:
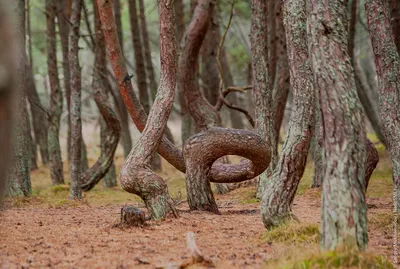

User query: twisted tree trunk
[261,0,315,229]
[46,0,64,186]
[366,0,400,211]
[308,0,368,250]
[80,0,120,192]
[7,0,32,197]
[251,0,277,199]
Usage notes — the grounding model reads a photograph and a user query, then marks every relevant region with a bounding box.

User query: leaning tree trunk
[68,0,82,199]
[261,0,315,229]
[7,0,32,197]
[97,0,177,219]
[308,0,368,250]
[365,0,400,211]
[80,0,121,192]
[46,0,64,186]
[0,1,16,196]
[251,0,278,199]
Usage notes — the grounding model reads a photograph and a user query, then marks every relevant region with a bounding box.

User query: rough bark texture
[118,0,177,219]
[184,128,271,213]
[80,0,121,192]
[46,0,64,186]
[261,0,315,229]
[308,0,368,250]
[251,0,278,199]
[0,1,15,195]
[267,0,277,88]
[69,0,83,199]
[113,0,133,158]
[366,0,400,211]
[391,0,400,54]
[128,0,150,114]
[26,65,49,165]
[312,108,325,188]
[365,139,379,190]
[6,0,32,197]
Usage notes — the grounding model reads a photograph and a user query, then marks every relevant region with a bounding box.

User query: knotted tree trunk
[365,0,400,211]
[308,0,368,250]
[261,0,315,229]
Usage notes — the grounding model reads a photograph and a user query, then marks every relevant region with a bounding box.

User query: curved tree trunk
[46,0,64,186]
[98,0,177,219]
[308,0,368,250]
[113,0,132,158]
[0,2,16,196]
[261,0,315,229]
[365,0,400,211]
[251,0,278,199]
[80,0,121,192]
[7,0,32,197]
[68,0,83,200]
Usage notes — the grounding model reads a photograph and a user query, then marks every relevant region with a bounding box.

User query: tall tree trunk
[272,4,290,147]
[308,0,368,250]
[46,0,64,186]
[365,0,400,212]
[390,0,400,54]
[251,0,278,199]
[69,0,83,199]
[98,0,178,219]
[175,0,185,45]
[7,0,32,197]
[261,0,315,229]
[112,0,132,158]
[80,0,121,192]
[0,1,16,196]
[267,0,277,88]
[311,107,325,188]
[26,106,38,171]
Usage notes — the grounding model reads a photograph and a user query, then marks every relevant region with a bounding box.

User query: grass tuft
[260,222,320,245]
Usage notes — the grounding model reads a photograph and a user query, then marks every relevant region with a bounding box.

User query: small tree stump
[120,205,146,227]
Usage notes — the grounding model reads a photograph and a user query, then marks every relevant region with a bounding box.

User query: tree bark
[0,1,15,196]
[26,106,38,171]
[251,0,278,199]
[308,0,368,250]
[68,0,83,199]
[7,0,32,197]
[390,0,400,54]
[80,0,121,192]
[46,0,64,186]
[311,108,324,188]
[261,0,315,229]
[365,0,400,211]
[267,0,277,88]
[118,0,177,219]
[112,0,133,158]
[175,0,185,45]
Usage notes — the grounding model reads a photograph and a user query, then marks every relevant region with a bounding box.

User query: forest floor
[0,136,396,268]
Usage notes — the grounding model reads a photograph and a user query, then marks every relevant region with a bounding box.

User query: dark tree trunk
[0,2,16,196]
[308,0,368,250]
[267,0,277,88]
[175,0,185,45]
[272,4,290,148]
[26,65,49,165]
[261,0,315,229]
[311,108,324,188]
[26,106,38,171]
[69,0,83,199]
[46,0,64,186]
[80,0,121,192]
[365,0,400,211]
[7,0,32,197]
[112,0,133,158]
[251,0,277,199]
[390,0,400,54]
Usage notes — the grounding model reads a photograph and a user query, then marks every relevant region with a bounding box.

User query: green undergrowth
[260,222,320,245]
[264,248,394,269]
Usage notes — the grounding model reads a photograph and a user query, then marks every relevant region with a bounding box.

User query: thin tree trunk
[113,0,133,158]
[7,0,32,197]
[47,0,64,186]
[99,0,178,219]
[251,0,278,199]
[261,0,315,229]
[366,0,400,211]
[0,2,16,196]
[26,106,38,171]
[311,107,324,188]
[69,0,83,199]
[80,0,121,192]
[390,0,400,54]
[308,0,368,250]
[267,0,277,88]
[175,0,185,44]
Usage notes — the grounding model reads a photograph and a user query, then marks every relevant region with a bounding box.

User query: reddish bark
[391,0,400,54]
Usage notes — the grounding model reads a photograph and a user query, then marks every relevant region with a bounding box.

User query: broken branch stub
[183,127,271,213]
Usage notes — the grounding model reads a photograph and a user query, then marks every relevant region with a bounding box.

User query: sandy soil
[0,188,394,269]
